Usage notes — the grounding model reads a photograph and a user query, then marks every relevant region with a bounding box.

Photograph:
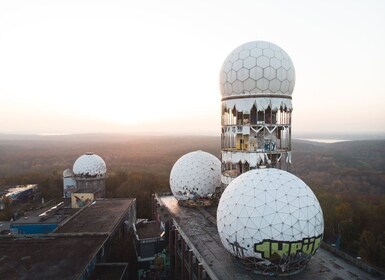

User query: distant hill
[292,139,385,194]
[1,134,383,194]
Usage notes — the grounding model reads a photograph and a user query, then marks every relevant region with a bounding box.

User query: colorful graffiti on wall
[71,193,94,208]
[254,234,322,259]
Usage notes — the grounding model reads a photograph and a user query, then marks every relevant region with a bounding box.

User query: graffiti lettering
[254,235,322,259]
[227,238,247,258]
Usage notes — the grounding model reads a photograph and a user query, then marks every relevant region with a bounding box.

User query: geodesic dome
[220,41,295,98]
[169,150,221,201]
[73,152,107,177]
[217,168,323,275]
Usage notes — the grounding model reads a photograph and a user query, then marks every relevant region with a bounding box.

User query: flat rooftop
[12,203,78,225]
[157,195,383,280]
[0,235,106,280]
[56,198,135,234]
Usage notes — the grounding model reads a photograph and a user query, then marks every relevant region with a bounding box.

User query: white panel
[269,78,281,92]
[223,62,233,73]
[287,68,295,81]
[256,56,269,69]
[250,66,264,80]
[243,56,257,69]
[227,70,237,83]
[281,59,291,70]
[243,78,256,92]
[232,80,243,94]
[224,82,232,95]
[256,78,269,91]
[263,48,274,58]
[276,67,287,81]
[270,57,281,69]
[256,41,270,49]
[274,50,284,60]
[280,80,290,93]
[237,68,249,82]
[250,47,263,58]
[263,67,276,81]
[239,49,250,59]
[232,59,243,71]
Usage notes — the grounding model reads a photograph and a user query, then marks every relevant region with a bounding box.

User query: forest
[0,134,384,270]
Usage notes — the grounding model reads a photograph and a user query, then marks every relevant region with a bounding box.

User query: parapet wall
[321,242,385,278]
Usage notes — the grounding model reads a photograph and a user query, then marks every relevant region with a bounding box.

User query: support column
[188,249,193,280]
[174,229,179,280]
[198,263,203,280]
[181,239,185,280]
[169,223,175,280]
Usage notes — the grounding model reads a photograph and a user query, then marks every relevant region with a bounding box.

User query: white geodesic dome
[169,150,221,201]
[73,152,107,177]
[217,168,323,274]
[220,41,295,98]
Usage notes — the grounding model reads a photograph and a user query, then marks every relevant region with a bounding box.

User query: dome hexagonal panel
[219,41,295,98]
[73,152,107,177]
[169,151,221,201]
[217,168,323,274]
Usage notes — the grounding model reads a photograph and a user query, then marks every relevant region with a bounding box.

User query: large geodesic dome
[73,152,107,177]
[217,168,323,275]
[220,41,295,98]
[169,150,221,201]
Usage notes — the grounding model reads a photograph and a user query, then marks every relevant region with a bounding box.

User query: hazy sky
[0,0,384,136]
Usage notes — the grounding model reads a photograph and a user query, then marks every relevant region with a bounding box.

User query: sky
[0,0,384,136]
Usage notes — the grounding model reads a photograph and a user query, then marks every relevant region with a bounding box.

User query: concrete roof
[0,221,10,233]
[0,235,105,280]
[56,198,135,234]
[157,195,383,280]
[12,204,77,225]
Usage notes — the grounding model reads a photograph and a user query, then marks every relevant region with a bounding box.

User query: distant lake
[297,139,351,144]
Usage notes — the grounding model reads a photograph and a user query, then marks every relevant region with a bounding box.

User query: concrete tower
[63,168,76,198]
[72,152,107,197]
[219,41,295,188]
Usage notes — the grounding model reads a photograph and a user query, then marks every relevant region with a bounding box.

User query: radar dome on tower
[73,152,107,177]
[169,151,221,201]
[219,41,295,185]
[220,41,295,98]
[217,168,323,275]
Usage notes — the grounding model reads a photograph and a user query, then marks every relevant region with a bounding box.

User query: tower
[219,41,295,188]
[63,168,76,198]
[72,152,107,197]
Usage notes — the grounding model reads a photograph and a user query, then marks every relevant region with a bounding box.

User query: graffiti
[254,235,322,259]
[264,139,276,151]
[64,184,76,198]
[71,193,94,208]
[227,238,247,258]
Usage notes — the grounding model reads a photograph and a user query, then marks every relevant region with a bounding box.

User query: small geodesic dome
[169,150,221,201]
[73,152,106,177]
